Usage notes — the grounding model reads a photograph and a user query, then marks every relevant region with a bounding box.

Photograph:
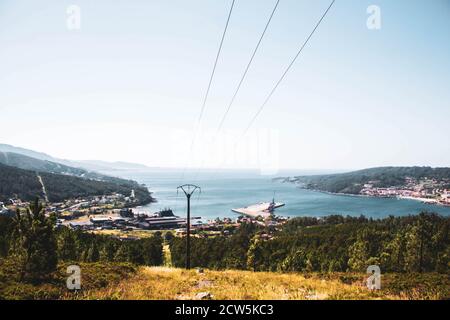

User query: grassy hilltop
[1,262,448,300]
[85,266,449,300]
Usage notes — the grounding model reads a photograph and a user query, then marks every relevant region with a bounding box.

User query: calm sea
[104,169,450,221]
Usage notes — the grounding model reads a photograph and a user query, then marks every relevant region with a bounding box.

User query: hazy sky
[0,0,449,171]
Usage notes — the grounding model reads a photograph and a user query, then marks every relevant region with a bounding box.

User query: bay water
[105,169,450,221]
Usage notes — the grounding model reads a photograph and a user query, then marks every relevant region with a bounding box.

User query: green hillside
[0,151,143,185]
[0,163,153,203]
[285,166,450,194]
[0,163,44,201]
[0,151,88,176]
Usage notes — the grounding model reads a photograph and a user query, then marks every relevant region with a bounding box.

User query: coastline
[296,186,450,207]
[116,172,450,218]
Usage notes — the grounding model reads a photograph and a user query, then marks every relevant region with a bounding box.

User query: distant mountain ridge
[0,144,56,162]
[0,144,151,172]
[77,160,151,172]
[0,151,89,177]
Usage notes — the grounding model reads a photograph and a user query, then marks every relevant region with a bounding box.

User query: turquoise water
[108,169,450,220]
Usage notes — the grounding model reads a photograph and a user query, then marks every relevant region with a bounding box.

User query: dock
[232,201,285,218]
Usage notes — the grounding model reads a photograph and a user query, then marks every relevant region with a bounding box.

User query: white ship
[232,197,285,218]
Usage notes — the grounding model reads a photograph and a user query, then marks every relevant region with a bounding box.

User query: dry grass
[162,245,172,267]
[90,229,156,239]
[86,267,400,300]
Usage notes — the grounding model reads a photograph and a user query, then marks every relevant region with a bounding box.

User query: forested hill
[279,166,450,195]
[0,152,88,176]
[0,163,153,204]
[0,151,138,184]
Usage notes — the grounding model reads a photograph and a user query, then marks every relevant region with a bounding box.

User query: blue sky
[0,0,449,170]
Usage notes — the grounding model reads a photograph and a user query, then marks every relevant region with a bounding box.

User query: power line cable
[177,0,236,185]
[206,0,336,182]
[192,0,281,182]
[241,0,335,137]
[196,0,236,127]
[216,0,280,135]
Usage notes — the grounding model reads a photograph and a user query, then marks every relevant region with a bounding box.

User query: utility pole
[177,184,201,269]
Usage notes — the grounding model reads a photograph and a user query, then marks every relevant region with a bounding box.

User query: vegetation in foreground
[1,262,447,300]
[170,213,450,274]
[0,198,163,300]
[0,260,137,300]
[84,266,449,300]
[0,199,448,300]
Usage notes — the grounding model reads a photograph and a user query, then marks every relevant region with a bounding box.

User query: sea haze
[101,169,450,221]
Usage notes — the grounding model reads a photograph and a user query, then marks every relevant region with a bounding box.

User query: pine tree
[88,240,100,262]
[14,198,58,281]
[383,231,407,272]
[114,244,129,262]
[246,236,262,271]
[58,228,78,261]
[280,249,307,271]
[433,219,449,272]
[348,236,369,271]
[404,224,421,272]
[100,240,116,262]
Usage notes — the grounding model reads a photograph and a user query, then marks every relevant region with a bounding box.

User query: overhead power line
[215,0,281,135]
[241,0,335,137]
[196,0,236,126]
[204,0,335,182]
[179,0,236,183]
[192,0,281,182]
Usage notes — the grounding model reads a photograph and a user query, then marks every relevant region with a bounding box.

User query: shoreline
[118,175,450,219]
[297,186,450,207]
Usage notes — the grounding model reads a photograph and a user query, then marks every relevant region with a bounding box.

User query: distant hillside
[281,166,450,194]
[0,144,55,162]
[0,163,44,201]
[76,160,151,172]
[0,152,89,177]
[0,144,151,172]
[0,151,143,184]
[0,163,153,204]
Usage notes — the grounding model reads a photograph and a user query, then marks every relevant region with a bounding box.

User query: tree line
[170,213,449,273]
[0,162,153,204]
[0,199,163,281]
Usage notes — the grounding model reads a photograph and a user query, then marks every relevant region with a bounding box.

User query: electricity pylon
[177,184,201,269]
